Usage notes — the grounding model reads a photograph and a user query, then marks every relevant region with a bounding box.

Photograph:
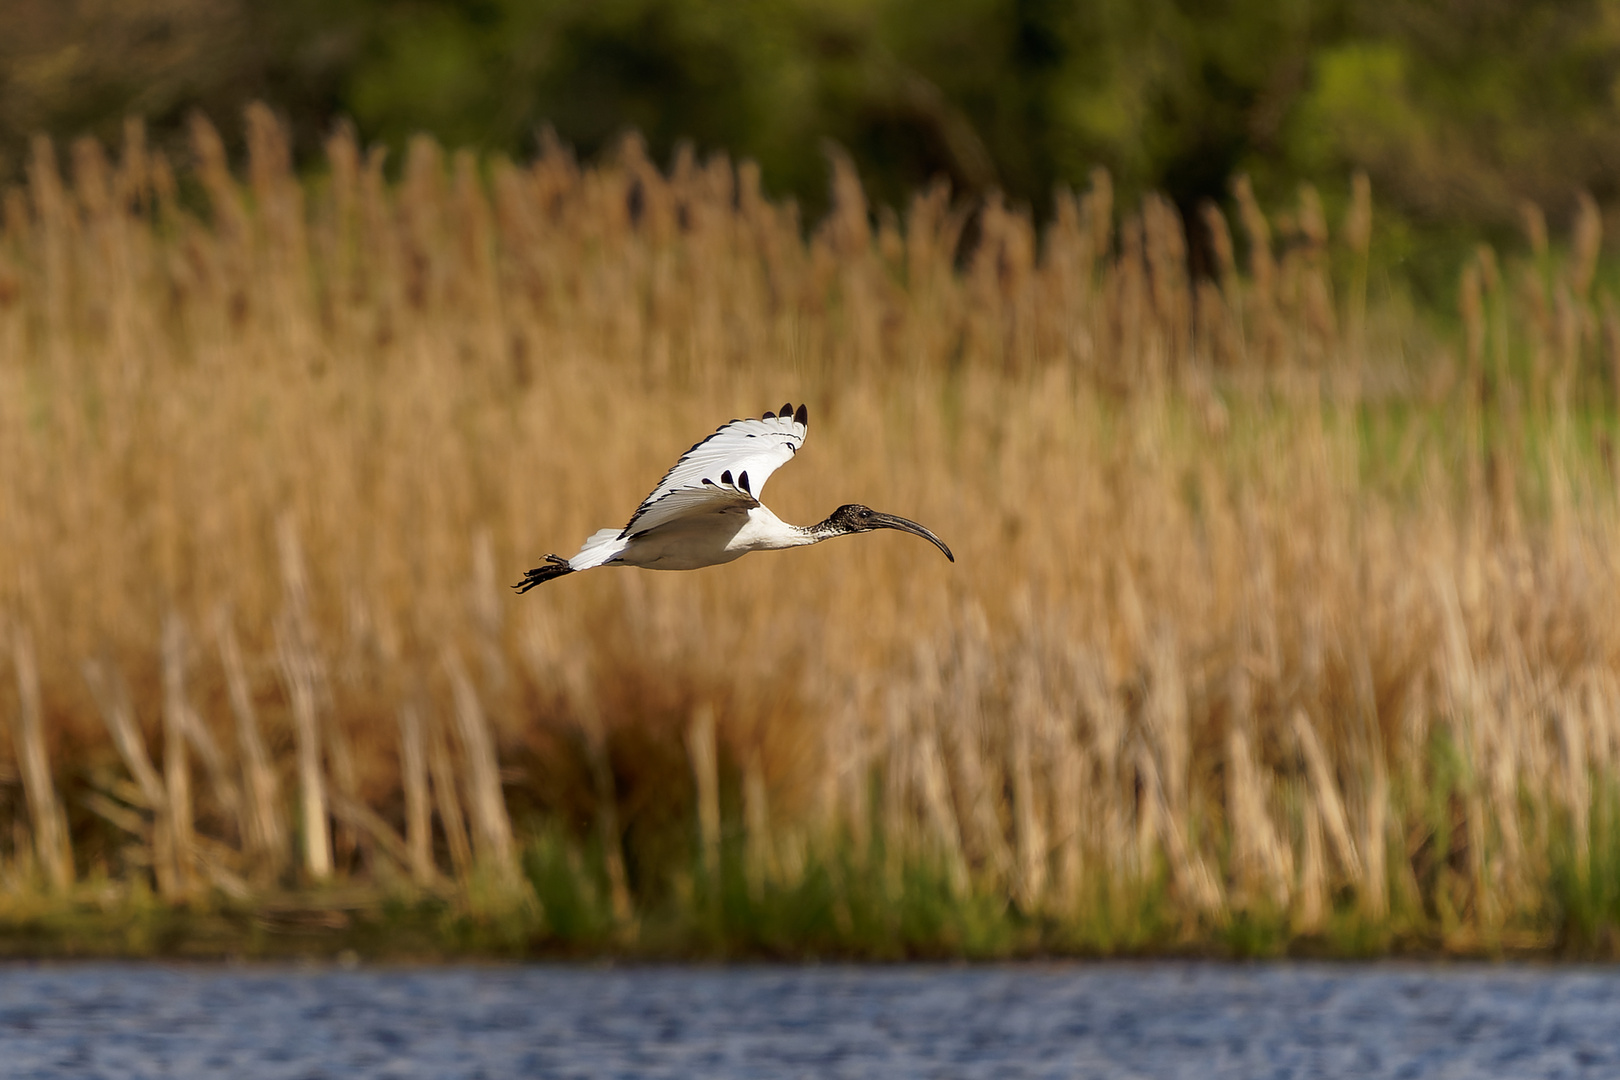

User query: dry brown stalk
[319,696,361,868]
[1291,709,1362,884]
[397,703,435,885]
[215,609,285,871]
[424,706,473,880]
[10,626,73,890]
[880,690,910,897]
[547,652,633,923]
[1569,192,1602,299]
[1128,737,1214,914]
[469,529,507,693]
[193,837,253,901]
[276,613,330,881]
[1201,199,1238,303]
[83,788,149,840]
[443,646,515,880]
[1010,664,1048,908]
[1351,644,1390,919]
[82,659,164,808]
[83,656,177,897]
[743,747,772,902]
[1231,174,1278,362]
[163,615,246,845]
[1226,719,1292,911]
[327,789,417,881]
[830,696,871,867]
[1297,791,1327,932]
[685,703,722,888]
[1558,688,1591,882]
[913,724,969,899]
[161,615,197,897]
[943,690,1014,891]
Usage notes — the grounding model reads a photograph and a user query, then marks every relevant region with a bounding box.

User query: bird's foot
[512,554,575,593]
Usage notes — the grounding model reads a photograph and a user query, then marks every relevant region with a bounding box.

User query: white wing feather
[620,406,808,538]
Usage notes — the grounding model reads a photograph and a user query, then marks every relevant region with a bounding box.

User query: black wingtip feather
[779,403,792,417]
[794,403,807,426]
[738,470,751,494]
[762,410,774,420]
[721,469,733,485]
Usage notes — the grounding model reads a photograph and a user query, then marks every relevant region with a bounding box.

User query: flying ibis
[515,403,954,592]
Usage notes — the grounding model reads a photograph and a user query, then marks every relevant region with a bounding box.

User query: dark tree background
[6,0,1620,272]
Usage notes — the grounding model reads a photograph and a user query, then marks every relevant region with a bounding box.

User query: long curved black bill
[869,511,955,563]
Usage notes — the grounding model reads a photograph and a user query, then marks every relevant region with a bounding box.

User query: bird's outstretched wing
[622,403,808,538]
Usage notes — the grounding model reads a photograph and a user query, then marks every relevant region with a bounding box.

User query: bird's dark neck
[803,515,851,543]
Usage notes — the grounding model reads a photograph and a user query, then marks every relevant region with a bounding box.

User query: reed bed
[1,106,1619,956]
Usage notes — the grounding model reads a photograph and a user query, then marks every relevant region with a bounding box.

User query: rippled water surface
[3,961,1619,1079]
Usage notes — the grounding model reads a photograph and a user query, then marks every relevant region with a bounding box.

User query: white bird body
[516,403,953,592]
[568,505,817,572]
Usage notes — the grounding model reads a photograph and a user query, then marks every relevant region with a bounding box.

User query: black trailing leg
[513,554,575,593]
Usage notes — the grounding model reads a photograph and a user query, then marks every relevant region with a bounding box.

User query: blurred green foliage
[5,0,1620,255]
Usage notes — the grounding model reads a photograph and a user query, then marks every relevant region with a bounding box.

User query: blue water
[2,961,1618,1079]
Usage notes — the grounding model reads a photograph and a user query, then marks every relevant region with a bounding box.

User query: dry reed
[1,106,1618,952]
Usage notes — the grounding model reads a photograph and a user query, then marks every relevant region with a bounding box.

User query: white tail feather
[570,528,627,570]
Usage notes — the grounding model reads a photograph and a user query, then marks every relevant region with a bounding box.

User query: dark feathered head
[823,504,954,562]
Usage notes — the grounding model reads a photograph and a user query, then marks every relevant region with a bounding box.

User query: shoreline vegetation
[2,106,1619,962]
